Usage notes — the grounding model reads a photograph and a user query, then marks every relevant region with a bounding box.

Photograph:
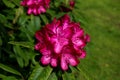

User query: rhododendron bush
[0,0,90,80]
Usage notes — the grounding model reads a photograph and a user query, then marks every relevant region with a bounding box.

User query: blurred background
[75,0,120,80]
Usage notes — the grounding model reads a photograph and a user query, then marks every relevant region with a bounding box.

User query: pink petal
[61,14,70,23]
[47,18,60,34]
[54,43,61,54]
[73,38,85,47]
[40,55,51,65]
[68,56,79,66]
[63,53,79,66]
[79,50,86,59]
[84,34,90,42]
[34,43,41,50]
[20,1,26,6]
[45,0,50,5]
[40,45,51,55]
[61,14,71,29]
[33,8,37,15]
[39,6,46,13]
[72,30,86,48]
[73,29,84,38]
[27,8,32,15]
[61,27,73,38]
[38,0,42,2]
[27,0,33,6]
[61,56,68,70]
[51,58,57,67]
[70,0,75,8]
[53,38,68,54]
[35,30,43,41]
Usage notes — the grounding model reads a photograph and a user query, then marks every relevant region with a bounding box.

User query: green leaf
[16,56,24,68]
[0,63,21,76]
[2,0,15,8]
[62,66,86,80]
[13,45,26,67]
[30,15,41,31]
[62,71,75,80]
[0,14,7,24]
[11,0,21,6]
[2,76,17,80]
[20,25,34,42]
[48,72,57,80]
[0,74,6,78]
[0,36,2,46]
[40,14,49,25]
[28,64,44,80]
[0,13,13,28]
[28,64,53,80]
[70,66,86,80]
[34,16,41,31]
[28,15,41,34]
[37,66,53,80]
[19,14,28,25]
[13,8,23,24]
[8,41,34,49]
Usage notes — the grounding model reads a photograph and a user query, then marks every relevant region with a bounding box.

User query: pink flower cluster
[35,14,90,70]
[20,0,50,15]
[60,0,75,12]
[69,0,75,8]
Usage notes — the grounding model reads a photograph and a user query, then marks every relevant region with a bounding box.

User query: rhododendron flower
[60,0,75,12]
[70,0,75,8]
[20,0,50,15]
[35,14,90,70]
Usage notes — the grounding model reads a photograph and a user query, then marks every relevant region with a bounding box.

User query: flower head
[35,14,90,70]
[21,0,50,15]
[60,0,75,12]
[70,0,75,8]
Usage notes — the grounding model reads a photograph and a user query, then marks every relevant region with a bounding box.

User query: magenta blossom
[69,0,75,8]
[20,0,50,15]
[60,0,75,12]
[35,14,90,70]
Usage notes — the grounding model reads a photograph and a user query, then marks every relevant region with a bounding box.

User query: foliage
[0,0,89,80]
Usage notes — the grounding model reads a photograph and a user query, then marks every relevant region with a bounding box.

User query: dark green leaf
[20,25,34,42]
[62,71,75,80]
[0,36,2,46]
[34,16,41,31]
[70,66,86,80]
[37,66,53,80]
[0,74,6,78]
[16,56,24,68]
[0,14,6,24]
[29,15,41,34]
[28,64,53,80]
[11,0,21,6]
[0,63,21,76]
[2,0,15,8]
[8,41,34,49]
[28,64,44,80]
[13,8,23,24]
[48,72,57,80]
[2,76,17,80]
[40,14,49,24]
[13,45,26,67]
[19,14,28,25]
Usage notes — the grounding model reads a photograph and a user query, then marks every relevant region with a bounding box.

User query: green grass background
[74,0,120,80]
